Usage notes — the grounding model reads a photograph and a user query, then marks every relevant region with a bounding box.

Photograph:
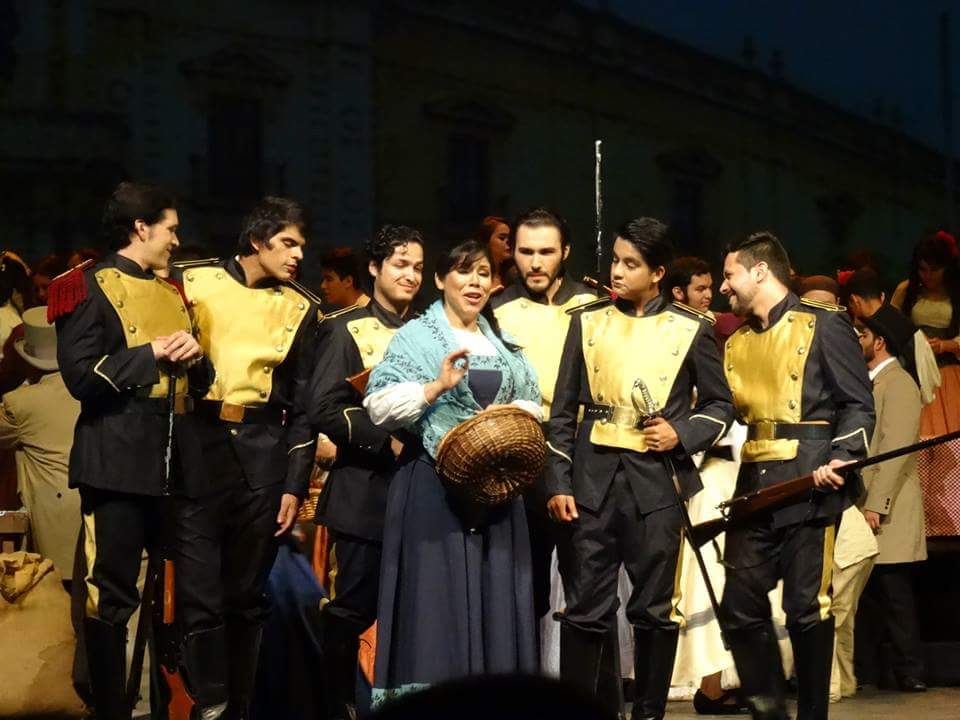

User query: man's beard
[863,345,875,364]
[524,262,564,297]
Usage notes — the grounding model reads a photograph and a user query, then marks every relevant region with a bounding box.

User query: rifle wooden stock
[162,559,176,624]
[690,428,960,548]
[347,368,372,396]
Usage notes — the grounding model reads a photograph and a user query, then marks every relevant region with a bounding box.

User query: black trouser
[556,469,684,634]
[173,479,283,633]
[855,562,925,683]
[74,486,163,624]
[719,515,836,632]
[524,487,557,620]
[321,531,382,632]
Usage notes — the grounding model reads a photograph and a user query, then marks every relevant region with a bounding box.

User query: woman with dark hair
[475,215,514,292]
[892,230,960,535]
[363,238,541,705]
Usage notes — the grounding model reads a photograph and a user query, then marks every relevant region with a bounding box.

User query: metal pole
[595,139,603,281]
[942,12,955,229]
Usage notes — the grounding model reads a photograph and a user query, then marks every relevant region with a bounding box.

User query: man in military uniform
[547,218,734,720]
[50,181,204,720]
[171,197,320,719]
[718,232,875,720]
[307,224,425,720]
[491,207,596,621]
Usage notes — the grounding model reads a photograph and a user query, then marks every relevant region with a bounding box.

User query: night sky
[595,0,959,159]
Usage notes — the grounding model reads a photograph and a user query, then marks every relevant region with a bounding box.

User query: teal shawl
[366,300,541,458]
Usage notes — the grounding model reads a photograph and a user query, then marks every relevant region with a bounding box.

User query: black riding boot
[790,618,834,720]
[223,621,263,720]
[181,625,229,720]
[315,610,363,720]
[631,626,679,720]
[83,617,131,720]
[727,623,788,720]
[596,624,626,719]
[560,624,605,698]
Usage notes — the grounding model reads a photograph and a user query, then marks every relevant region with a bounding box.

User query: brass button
[787,314,794,323]
[600,418,608,425]
[216,272,223,279]
[520,301,528,309]
[263,366,271,374]
[788,399,797,410]
[366,347,374,356]
[727,364,734,371]
[659,374,668,382]
[96,276,104,284]
[597,392,604,401]
[672,348,679,356]
[259,390,267,399]
[186,273,194,282]
[668,315,675,323]
[797,346,806,355]
[128,325,136,333]
[372,321,380,330]
[351,326,359,334]
[298,302,306,310]
[117,301,124,308]
[285,325,294,332]
[760,468,767,475]
[593,365,600,373]
[587,339,595,346]
[276,345,283,353]
[114,271,120,278]
[791,372,799,381]
[808,320,814,328]
[605,308,613,316]
[230,429,238,436]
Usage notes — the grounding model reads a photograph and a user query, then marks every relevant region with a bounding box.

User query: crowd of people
[0,179,958,720]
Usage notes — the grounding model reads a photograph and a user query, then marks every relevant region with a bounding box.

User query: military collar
[111,253,156,280]
[508,273,591,306]
[367,297,407,329]
[226,256,282,290]
[615,293,668,317]
[747,291,798,332]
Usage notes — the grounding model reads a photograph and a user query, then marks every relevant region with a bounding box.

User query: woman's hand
[424,348,470,404]
[928,337,959,356]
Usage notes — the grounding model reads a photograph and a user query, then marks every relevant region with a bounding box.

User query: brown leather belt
[583,403,645,428]
[196,399,288,426]
[746,421,832,442]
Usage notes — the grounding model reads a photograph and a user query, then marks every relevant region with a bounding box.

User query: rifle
[635,380,729,649]
[690,428,960,548]
[156,366,196,720]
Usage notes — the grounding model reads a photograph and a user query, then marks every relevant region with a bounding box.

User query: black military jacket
[725,293,875,526]
[546,295,735,514]
[55,254,207,495]
[308,299,407,541]
[173,257,319,499]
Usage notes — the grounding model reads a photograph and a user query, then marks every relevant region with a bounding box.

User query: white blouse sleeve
[511,399,544,422]
[363,382,429,430]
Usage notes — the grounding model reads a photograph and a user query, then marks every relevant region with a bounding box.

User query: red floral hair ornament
[836,269,855,287]
[935,230,958,258]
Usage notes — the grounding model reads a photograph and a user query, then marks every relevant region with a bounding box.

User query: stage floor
[663,686,960,719]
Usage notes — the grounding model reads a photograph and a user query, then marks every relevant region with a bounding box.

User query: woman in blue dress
[363,238,542,705]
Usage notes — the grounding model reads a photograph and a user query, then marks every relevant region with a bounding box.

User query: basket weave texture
[436,406,546,506]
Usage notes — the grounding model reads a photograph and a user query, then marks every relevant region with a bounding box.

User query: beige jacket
[860,360,927,564]
[0,373,81,579]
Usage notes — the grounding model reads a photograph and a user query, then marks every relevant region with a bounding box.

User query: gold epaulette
[320,303,361,323]
[672,301,716,326]
[564,296,612,315]
[171,257,220,268]
[286,279,322,306]
[800,298,846,312]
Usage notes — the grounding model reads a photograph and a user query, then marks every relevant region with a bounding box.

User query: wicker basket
[436,406,546,507]
[297,486,322,524]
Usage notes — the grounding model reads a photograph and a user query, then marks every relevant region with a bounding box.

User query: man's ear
[368,260,379,281]
[671,286,685,302]
[652,265,666,284]
[133,219,148,241]
[562,245,571,262]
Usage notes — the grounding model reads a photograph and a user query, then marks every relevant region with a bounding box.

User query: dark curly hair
[902,230,960,336]
[235,196,308,256]
[365,224,425,268]
[102,181,177,250]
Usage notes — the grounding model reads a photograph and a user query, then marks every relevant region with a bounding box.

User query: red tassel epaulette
[46,259,94,323]
[164,277,190,307]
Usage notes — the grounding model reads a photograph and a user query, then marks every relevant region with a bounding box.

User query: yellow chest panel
[581,306,699,452]
[724,310,817,462]
[495,293,596,415]
[183,267,309,405]
[346,317,398,369]
[95,269,191,398]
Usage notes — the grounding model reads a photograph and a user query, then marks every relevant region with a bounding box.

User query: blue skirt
[372,452,538,705]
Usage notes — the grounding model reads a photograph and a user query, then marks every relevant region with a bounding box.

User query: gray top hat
[14,306,58,371]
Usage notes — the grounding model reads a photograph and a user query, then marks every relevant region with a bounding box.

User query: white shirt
[868,356,898,382]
